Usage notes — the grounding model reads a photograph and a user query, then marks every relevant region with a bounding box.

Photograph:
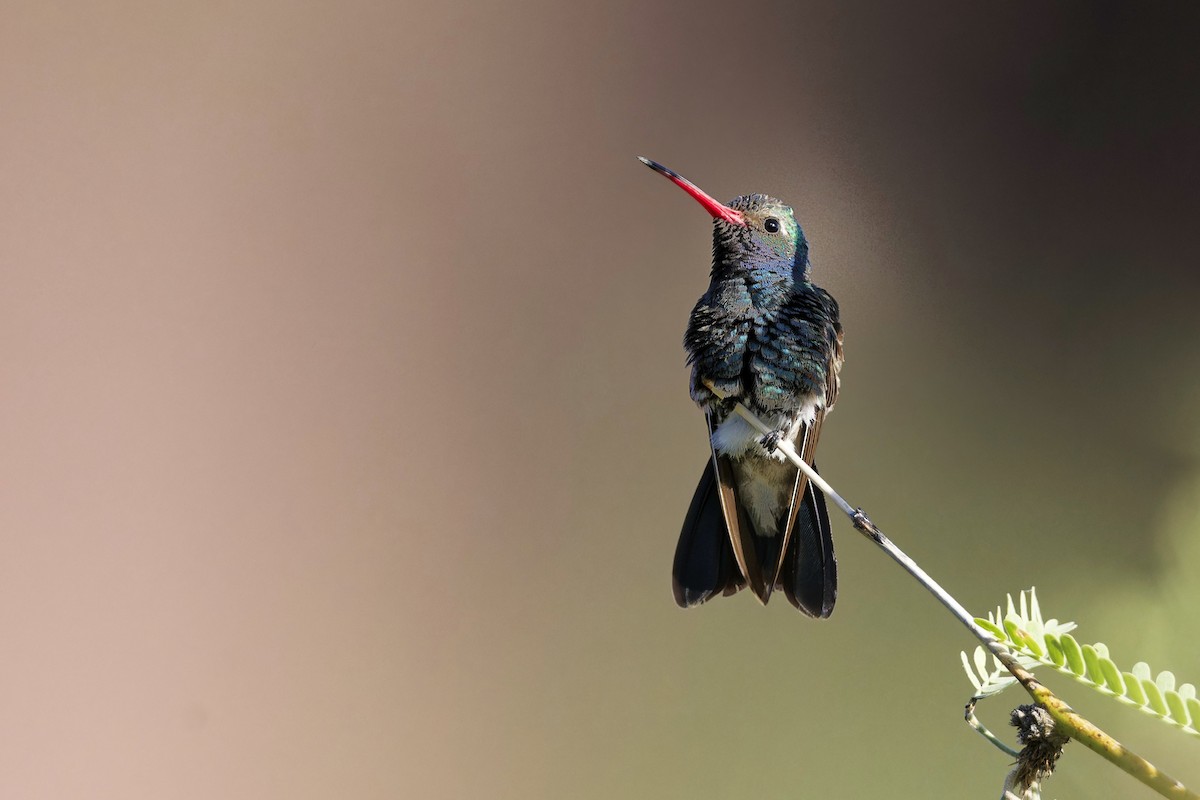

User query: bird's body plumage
[688,276,841,528]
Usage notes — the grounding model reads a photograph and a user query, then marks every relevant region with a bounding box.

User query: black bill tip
[637,155,680,180]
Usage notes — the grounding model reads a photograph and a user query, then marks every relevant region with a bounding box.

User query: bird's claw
[759,430,783,453]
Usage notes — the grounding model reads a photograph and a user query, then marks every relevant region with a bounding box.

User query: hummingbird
[640,156,844,617]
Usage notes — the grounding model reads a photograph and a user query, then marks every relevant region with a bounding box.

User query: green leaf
[1082,644,1103,684]
[976,618,1006,640]
[963,590,1200,742]
[1143,679,1168,716]
[1061,634,1086,676]
[1165,690,1189,724]
[1020,629,1044,659]
[1123,673,1147,705]
[1098,657,1124,694]
[1044,633,1065,668]
[1004,617,1022,645]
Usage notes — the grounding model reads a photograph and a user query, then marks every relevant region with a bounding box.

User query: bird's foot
[759,430,783,454]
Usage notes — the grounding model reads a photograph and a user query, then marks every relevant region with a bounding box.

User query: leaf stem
[965,698,1021,758]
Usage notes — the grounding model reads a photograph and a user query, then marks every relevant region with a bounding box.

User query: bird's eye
[764,218,780,233]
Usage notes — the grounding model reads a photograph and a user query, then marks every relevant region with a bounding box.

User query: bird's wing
[770,293,843,598]
[825,322,844,411]
[780,459,836,616]
[770,410,823,590]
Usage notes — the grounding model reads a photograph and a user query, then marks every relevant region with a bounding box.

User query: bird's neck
[711,262,792,313]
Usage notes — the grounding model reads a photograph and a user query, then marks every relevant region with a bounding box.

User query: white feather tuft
[710,397,822,460]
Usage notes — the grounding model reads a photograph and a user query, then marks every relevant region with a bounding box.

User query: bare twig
[701,379,1199,800]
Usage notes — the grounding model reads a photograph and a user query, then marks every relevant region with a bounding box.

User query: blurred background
[3,1,1200,797]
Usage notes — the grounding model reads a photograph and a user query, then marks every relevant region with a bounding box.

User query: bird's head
[639,157,810,283]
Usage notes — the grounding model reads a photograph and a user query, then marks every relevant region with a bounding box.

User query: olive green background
[3,2,1199,798]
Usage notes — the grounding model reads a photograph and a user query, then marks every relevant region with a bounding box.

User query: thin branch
[702,380,1199,800]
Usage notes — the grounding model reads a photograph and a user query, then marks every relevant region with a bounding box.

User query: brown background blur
[3,2,1200,798]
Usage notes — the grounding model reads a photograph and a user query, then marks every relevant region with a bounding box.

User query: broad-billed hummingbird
[640,156,844,617]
